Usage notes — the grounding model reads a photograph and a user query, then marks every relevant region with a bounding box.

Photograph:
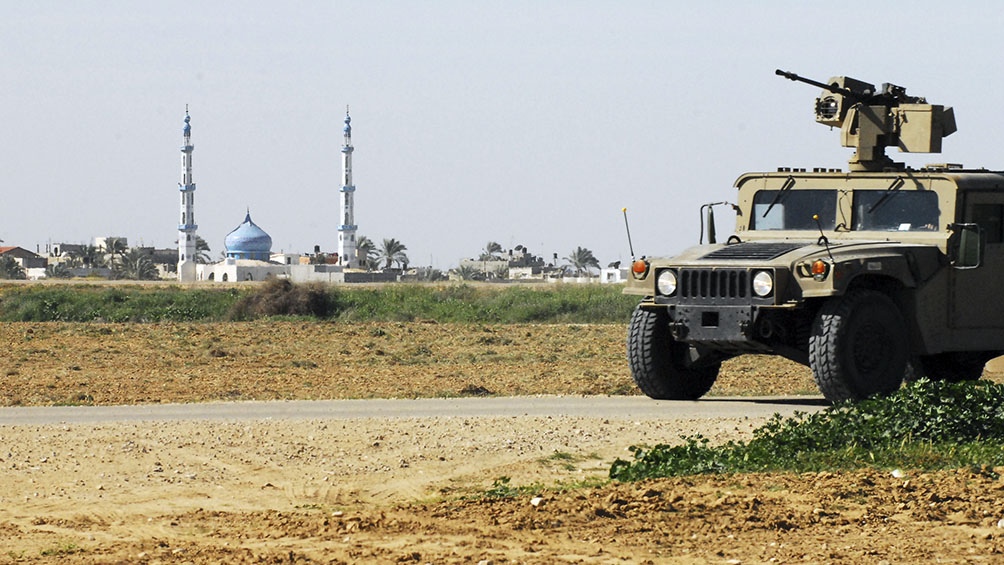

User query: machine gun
[775,69,957,171]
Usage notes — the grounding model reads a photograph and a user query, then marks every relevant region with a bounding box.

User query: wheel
[809,290,909,402]
[915,352,986,383]
[626,305,720,400]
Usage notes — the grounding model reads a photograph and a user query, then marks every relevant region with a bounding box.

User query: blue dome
[224,212,272,260]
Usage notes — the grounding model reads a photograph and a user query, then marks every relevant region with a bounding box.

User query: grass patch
[610,378,1004,481]
[0,284,240,322]
[40,542,82,557]
[467,475,608,501]
[538,451,602,471]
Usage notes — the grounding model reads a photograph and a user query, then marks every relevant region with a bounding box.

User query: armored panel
[896,104,957,153]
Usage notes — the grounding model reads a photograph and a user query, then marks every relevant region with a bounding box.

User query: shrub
[225,279,337,320]
[609,379,1004,481]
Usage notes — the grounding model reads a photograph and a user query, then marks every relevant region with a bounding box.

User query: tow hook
[669,321,688,340]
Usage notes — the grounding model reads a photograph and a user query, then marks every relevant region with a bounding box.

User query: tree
[490,263,509,280]
[45,262,73,279]
[195,236,213,264]
[117,248,160,280]
[378,238,409,270]
[68,245,106,269]
[453,264,483,281]
[102,237,128,270]
[0,256,26,280]
[564,246,600,276]
[172,236,212,264]
[479,241,503,261]
[355,235,378,268]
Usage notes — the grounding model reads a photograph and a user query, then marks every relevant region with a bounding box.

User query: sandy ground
[3,415,1004,564]
[2,322,1004,563]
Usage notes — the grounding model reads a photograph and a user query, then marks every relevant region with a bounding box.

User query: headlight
[752,270,774,297]
[656,269,677,296]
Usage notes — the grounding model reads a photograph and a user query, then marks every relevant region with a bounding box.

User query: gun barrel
[775,69,852,97]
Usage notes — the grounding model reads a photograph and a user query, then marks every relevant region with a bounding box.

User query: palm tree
[378,238,409,270]
[117,248,160,280]
[70,245,106,269]
[355,235,377,268]
[479,241,503,261]
[45,262,73,279]
[564,246,600,276]
[195,236,213,264]
[101,235,127,268]
[0,256,26,280]
[453,264,483,281]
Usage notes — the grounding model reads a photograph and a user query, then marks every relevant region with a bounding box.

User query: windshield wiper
[867,176,905,214]
[762,175,796,218]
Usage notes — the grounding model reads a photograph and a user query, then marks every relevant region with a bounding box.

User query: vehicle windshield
[752,190,837,230]
[853,190,939,231]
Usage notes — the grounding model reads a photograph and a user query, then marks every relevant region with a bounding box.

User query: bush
[609,379,1004,481]
[225,279,337,320]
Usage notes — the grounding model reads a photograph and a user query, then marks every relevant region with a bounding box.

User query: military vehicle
[624,69,1003,403]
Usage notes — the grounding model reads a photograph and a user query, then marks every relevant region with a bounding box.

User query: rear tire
[627,306,720,400]
[809,290,909,402]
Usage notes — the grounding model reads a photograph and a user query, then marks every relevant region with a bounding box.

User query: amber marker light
[631,259,649,278]
[811,259,829,280]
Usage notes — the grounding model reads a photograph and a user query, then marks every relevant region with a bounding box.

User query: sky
[3,1,1004,270]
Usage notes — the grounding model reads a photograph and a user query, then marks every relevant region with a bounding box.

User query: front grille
[678,269,749,300]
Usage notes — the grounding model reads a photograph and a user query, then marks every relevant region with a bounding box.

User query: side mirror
[950,223,983,269]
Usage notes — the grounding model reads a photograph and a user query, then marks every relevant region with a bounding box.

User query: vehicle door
[950,191,1004,328]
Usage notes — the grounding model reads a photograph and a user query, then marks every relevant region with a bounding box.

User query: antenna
[813,214,835,262]
[622,207,635,260]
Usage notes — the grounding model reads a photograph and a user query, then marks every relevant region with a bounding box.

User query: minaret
[177,108,198,282]
[337,107,358,268]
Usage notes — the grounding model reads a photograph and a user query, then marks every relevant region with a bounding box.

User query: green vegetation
[40,542,82,557]
[0,280,639,323]
[471,475,608,501]
[0,285,239,322]
[610,379,1004,481]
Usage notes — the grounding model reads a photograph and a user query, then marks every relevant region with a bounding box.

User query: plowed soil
[2,321,1004,563]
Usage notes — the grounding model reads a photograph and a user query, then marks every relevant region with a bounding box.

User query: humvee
[624,69,1003,403]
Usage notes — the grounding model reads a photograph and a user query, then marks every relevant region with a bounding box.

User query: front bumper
[663,304,755,342]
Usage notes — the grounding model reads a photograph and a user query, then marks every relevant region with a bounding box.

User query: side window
[970,204,1004,244]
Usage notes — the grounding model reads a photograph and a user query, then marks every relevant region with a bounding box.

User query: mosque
[178,109,385,283]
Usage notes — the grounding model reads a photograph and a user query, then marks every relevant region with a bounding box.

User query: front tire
[627,306,720,400]
[809,290,909,402]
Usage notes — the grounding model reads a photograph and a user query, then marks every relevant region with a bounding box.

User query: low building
[0,246,47,269]
[0,246,48,279]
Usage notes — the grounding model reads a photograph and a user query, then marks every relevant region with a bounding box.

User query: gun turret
[776,69,957,171]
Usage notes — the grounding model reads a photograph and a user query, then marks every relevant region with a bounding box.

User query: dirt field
[2,321,1004,563]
